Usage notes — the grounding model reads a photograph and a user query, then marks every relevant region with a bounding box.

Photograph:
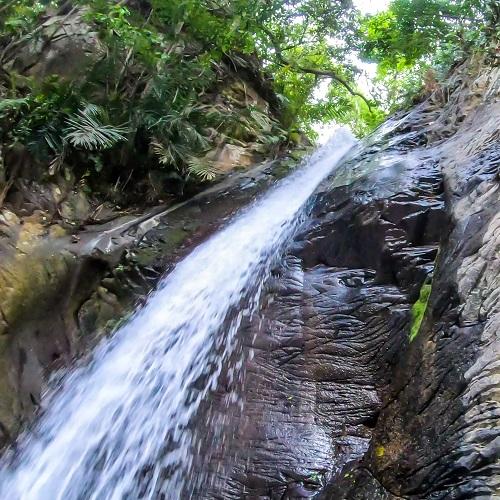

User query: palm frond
[64,105,128,150]
[81,103,104,119]
[187,156,220,181]
[248,107,273,132]
[26,122,64,161]
[151,138,191,168]
[43,126,64,153]
[178,123,210,150]
[151,139,174,165]
[48,151,66,176]
[43,126,67,175]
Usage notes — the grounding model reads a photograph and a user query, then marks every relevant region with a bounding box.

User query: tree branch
[260,25,373,111]
[291,65,373,110]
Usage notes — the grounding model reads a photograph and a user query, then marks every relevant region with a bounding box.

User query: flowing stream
[0,130,356,499]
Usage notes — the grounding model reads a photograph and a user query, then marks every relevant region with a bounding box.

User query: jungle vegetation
[0,0,498,200]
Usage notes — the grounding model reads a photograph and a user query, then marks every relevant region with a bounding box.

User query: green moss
[288,131,302,144]
[410,282,432,341]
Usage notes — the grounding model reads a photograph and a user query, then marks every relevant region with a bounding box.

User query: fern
[43,126,67,175]
[26,122,64,162]
[64,105,128,150]
[151,138,193,168]
[48,151,66,175]
[178,122,209,150]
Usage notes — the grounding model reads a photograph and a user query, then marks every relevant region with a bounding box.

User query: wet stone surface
[188,128,447,498]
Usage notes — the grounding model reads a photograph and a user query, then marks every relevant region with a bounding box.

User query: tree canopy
[359,0,499,111]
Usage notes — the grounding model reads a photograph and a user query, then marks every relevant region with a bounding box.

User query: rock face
[7,8,101,82]
[351,63,500,498]
[187,116,447,498]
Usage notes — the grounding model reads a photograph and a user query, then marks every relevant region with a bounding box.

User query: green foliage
[1,77,79,160]
[359,0,499,111]
[410,281,432,341]
[85,2,167,67]
[360,1,452,71]
[370,62,432,113]
[0,0,52,36]
[0,97,30,113]
[186,156,219,181]
[360,0,496,69]
[0,0,380,191]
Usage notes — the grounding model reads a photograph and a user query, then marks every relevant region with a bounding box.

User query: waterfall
[0,129,356,499]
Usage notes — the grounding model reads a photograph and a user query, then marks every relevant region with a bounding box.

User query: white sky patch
[314,0,390,143]
[353,0,391,16]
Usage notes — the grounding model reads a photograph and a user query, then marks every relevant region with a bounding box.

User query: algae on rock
[410,281,432,341]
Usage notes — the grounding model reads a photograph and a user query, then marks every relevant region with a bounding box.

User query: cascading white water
[0,129,355,500]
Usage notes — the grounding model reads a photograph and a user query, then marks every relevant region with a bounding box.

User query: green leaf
[0,97,30,113]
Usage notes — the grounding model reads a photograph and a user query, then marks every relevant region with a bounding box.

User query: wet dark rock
[188,119,446,500]
[320,61,500,499]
